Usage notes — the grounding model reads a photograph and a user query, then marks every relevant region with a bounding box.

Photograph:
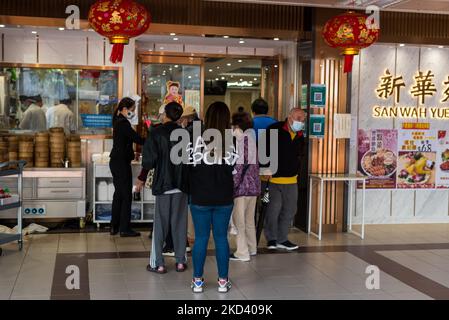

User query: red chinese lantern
[322,11,379,73]
[88,0,151,64]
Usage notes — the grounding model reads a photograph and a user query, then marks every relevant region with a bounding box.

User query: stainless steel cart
[0,160,26,255]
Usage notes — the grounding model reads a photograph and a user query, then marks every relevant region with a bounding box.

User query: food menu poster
[436,130,449,189]
[397,125,437,189]
[357,129,398,189]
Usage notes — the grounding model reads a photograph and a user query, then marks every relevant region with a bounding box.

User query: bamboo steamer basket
[19,135,34,142]
[34,161,49,168]
[49,127,64,134]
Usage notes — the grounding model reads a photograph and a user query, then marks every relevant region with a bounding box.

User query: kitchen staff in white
[46,99,76,134]
[19,95,47,131]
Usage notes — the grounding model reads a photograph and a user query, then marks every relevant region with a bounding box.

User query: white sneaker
[191,278,204,293]
[218,278,232,293]
[250,252,257,256]
[186,246,192,253]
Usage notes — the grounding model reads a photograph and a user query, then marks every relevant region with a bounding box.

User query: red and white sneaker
[218,278,232,293]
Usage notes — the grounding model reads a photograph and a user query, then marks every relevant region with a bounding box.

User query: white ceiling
[204,0,449,14]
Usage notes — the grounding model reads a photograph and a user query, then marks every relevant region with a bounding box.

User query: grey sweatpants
[150,192,188,268]
[263,183,298,244]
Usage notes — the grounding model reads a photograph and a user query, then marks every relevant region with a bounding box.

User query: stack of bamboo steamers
[0,129,82,168]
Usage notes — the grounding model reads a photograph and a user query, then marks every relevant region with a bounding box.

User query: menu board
[397,125,436,189]
[357,129,398,189]
[436,130,449,188]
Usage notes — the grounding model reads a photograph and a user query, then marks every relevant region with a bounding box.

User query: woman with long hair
[189,101,235,293]
[109,97,145,237]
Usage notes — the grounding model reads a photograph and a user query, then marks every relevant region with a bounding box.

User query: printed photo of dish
[361,148,397,177]
[398,152,435,185]
[441,149,449,172]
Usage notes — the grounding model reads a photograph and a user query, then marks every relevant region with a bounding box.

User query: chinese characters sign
[373,69,449,120]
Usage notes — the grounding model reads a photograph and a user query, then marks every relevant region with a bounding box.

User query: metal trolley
[0,160,26,256]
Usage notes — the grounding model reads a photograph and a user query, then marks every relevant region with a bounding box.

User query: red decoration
[322,11,379,73]
[88,0,151,64]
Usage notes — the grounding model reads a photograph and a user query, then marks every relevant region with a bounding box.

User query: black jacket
[110,114,145,162]
[263,120,305,178]
[188,123,235,206]
[142,121,187,196]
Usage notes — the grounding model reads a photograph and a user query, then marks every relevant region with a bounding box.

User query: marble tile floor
[2,224,449,300]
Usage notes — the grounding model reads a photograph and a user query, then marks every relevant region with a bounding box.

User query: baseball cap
[182,105,196,117]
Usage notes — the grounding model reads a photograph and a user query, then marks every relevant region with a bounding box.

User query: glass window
[0,66,119,133]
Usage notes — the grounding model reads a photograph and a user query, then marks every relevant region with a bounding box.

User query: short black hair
[251,98,269,115]
[232,112,253,131]
[237,106,244,113]
[165,102,183,122]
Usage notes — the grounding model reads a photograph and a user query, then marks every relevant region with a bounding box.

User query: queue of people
[109,96,306,294]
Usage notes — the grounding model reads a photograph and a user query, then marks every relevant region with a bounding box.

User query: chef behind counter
[16,96,76,135]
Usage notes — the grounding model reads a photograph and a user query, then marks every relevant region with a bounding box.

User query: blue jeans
[190,204,233,279]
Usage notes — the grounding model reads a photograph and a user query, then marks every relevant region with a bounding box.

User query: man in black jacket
[262,108,306,251]
[139,102,188,274]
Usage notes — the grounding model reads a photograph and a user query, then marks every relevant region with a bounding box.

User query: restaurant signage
[372,69,449,120]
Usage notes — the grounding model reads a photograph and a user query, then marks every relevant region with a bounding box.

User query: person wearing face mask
[19,95,47,131]
[261,108,306,251]
[109,97,145,237]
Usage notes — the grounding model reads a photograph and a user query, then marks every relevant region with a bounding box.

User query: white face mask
[126,111,135,120]
[291,120,305,132]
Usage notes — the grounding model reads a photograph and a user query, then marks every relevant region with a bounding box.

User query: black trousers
[110,158,132,232]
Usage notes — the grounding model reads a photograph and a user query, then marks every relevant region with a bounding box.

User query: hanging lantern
[322,11,379,73]
[88,0,151,64]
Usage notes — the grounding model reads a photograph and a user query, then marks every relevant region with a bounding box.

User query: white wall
[1,28,136,97]
[350,43,449,224]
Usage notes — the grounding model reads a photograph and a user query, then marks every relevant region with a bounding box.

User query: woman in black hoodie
[189,102,235,294]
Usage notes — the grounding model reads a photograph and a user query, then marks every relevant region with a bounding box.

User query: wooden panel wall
[0,0,306,32]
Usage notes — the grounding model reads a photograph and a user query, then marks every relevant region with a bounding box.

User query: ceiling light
[170,33,176,36]
[215,78,219,81]
[399,44,405,47]
[223,35,229,39]
[31,31,37,34]
[254,78,258,81]
[209,69,213,72]
[238,60,243,63]
[273,37,280,41]
[0,25,5,28]
[169,68,173,71]
[174,65,179,68]
[240,78,243,81]
[221,77,225,80]
[274,65,278,68]
[227,63,231,66]
[58,27,65,31]
[188,76,192,79]
[159,47,165,50]
[239,40,245,44]
[216,66,220,69]
[439,46,444,49]
[173,37,179,41]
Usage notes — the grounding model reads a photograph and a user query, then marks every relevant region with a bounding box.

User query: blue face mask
[291,120,305,132]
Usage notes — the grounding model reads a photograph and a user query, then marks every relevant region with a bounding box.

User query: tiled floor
[2,224,449,300]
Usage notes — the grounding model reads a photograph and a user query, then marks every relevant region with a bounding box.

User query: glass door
[139,56,203,126]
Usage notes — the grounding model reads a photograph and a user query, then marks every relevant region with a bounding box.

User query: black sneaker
[276,240,299,251]
[162,247,175,257]
[267,240,277,250]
